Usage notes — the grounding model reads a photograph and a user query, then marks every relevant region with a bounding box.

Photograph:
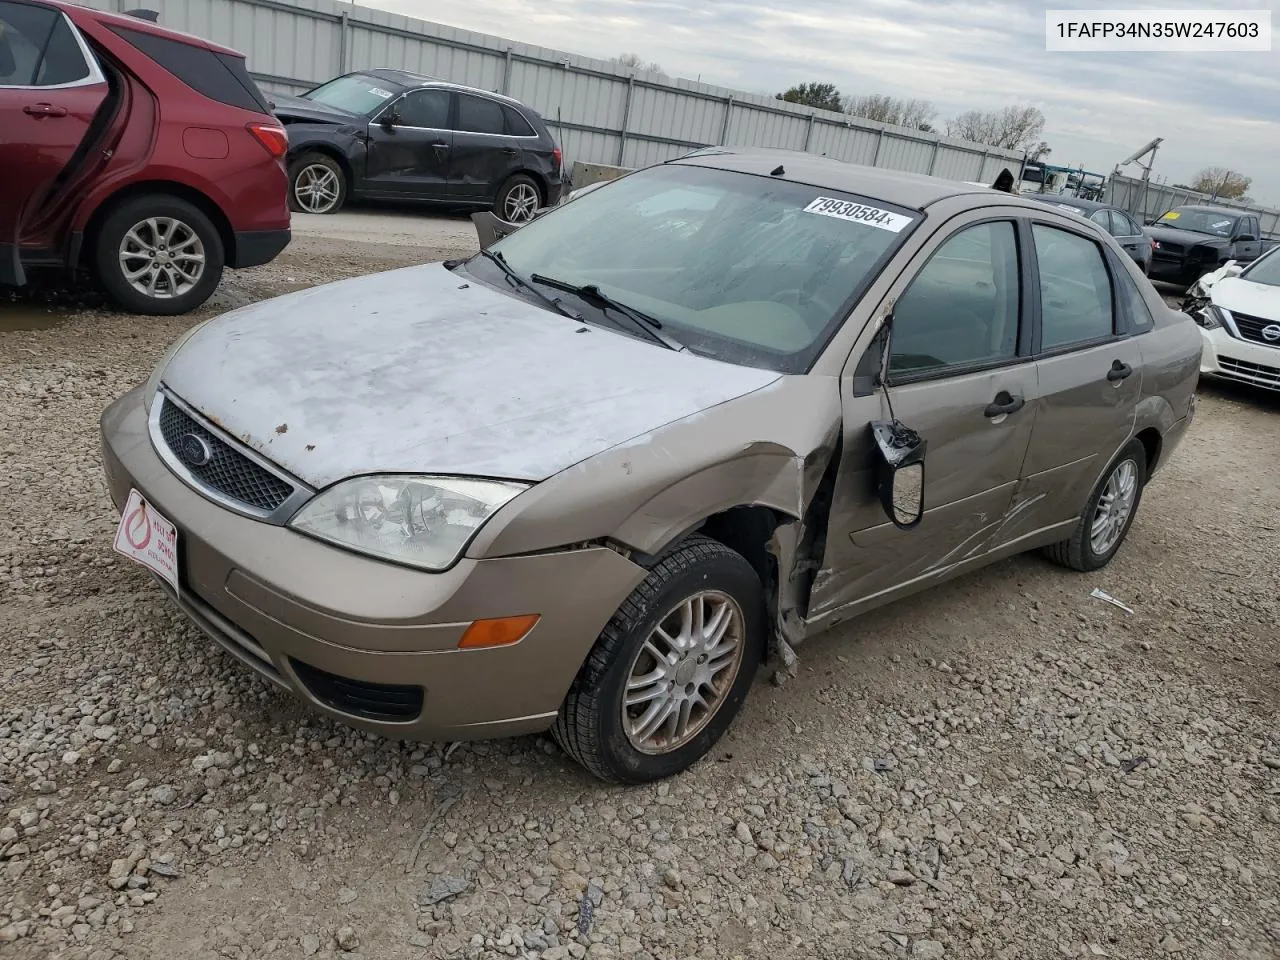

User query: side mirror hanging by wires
[867,310,927,530]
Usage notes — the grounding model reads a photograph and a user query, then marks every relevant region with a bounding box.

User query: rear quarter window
[109,25,271,114]
[503,104,535,137]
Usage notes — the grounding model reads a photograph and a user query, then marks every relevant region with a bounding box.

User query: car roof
[356,68,530,109]
[1170,204,1247,216]
[57,0,243,57]
[1030,195,1111,213]
[669,147,1041,213]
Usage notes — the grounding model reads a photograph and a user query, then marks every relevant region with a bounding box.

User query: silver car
[100,149,1200,782]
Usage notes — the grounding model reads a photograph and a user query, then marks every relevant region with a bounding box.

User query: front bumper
[99,387,646,741]
[229,228,291,269]
[1199,325,1280,392]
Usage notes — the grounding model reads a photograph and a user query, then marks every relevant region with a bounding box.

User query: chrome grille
[157,396,294,512]
[1219,357,1280,390]
[1229,311,1280,347]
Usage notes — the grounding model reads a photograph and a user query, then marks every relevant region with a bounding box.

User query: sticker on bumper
[803,197,913,232]
[113,489,179,593]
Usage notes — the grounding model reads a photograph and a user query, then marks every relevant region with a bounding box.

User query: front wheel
[288,153,346,215]
[1043,439,1147,572]
[94,195,224,316]
[552,535,765,782]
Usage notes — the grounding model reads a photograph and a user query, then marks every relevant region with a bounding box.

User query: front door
[1003,221,1142,539]
[810,217,1040,620]
[362,88,452,200]
[0,0,107,283]
[449,92,526,204]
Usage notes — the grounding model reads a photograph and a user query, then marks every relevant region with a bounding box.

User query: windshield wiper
[478,250,581,321]
[529,274,683,351]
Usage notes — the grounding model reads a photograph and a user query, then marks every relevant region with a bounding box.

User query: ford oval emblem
[179,433,213,467]
[1262,324,1280,342]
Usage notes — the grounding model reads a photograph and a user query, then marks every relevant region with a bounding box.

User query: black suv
[272,69,566,221]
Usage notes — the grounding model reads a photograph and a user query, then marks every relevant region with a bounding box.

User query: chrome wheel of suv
[118,217,206,300]
[293,163,342,214]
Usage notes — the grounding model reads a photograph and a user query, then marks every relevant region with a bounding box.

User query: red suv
[0,1,290,315]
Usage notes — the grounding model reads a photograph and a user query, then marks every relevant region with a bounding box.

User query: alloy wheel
[294,164,341,214]
[118,217,206,300]
[621,590,746,755]
[502,182,539,222]
[1091,458,1138,555]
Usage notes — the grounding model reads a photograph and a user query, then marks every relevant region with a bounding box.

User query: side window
[35,15,89,85]
[457,94,505,135]
[395,89,450,128]
[0,2,67,86]
[889,221,1021,375]
[1112,260,1154,332]
[1089,209,1113,234]
[1032,224,1115,350]
[111,26,269,112]
[502,104,535,137]
[1115,212,1141,237]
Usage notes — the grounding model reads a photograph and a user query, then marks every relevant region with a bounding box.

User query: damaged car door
[809,216,1038,620]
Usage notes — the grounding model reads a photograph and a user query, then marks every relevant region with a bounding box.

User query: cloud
[374,0,1280,204]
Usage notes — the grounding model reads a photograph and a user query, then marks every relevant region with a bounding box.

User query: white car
[1184,246,1280,392]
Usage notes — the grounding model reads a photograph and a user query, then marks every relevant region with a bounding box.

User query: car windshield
[1241,248,1280,286]
[302,75,401,115]
[483,164,920,373]
[1156,208,1237,237]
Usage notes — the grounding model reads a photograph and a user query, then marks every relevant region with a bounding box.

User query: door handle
[984,391,1025,418]
[431,141,449,151]
[24,102,68,117]
[1107,360,1133,382]
[501,147,518,156]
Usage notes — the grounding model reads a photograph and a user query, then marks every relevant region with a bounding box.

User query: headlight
[1194,304,1227,330]
[288,475,528,571]
[144,321,209,411]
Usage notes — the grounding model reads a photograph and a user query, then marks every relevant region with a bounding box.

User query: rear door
[0,0,107,283]
[449,92,525,202]
[362,88,452,200]
[1000,221,1142,543]
[1101,209,1149,264]
[810,216,1040,619]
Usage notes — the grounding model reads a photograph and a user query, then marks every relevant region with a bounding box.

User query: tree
[612,52,665,76]
[1191,167,1251,200]
[946,105,1047,153]
[1026,141,1052,163]
[843,93,936,132]
[776,82,844,112]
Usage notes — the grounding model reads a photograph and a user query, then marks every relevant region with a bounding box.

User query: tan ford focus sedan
[100,149,1200,782]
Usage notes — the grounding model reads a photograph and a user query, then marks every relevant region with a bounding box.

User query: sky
[374,0,1280,205]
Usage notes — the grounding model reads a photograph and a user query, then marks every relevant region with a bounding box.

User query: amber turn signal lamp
[458,614,540,649]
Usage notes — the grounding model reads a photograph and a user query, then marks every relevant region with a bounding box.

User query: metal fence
[1105,174,1280,238]
[82,0,1024,183]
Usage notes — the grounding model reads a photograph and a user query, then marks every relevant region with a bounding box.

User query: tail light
[552,146,562,172]
[247,121,288,159]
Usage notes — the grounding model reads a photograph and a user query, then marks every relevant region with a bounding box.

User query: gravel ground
[2,218,1279,960]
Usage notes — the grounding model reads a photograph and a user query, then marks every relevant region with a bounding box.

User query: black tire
[494,174,541,223]
[94,194,224,316]
[1043,439,1147,572]
[287,152,346,215]
[552,535,765,783]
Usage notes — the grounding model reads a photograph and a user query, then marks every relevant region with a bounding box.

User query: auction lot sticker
[803,197,913,232]
[113,489,180,592]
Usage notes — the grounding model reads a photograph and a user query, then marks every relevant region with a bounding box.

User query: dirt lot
[2,213,1279,960]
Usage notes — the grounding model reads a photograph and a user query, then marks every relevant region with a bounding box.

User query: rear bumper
[1199,326,1280,391]
[98,387,645,741]
[230,228,291,269]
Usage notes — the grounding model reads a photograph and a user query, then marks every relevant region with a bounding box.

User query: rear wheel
[494,174,541,223]
[1043,439,1147,572]
[94,195,223,316]
[552,535,765,782]
[288,152,346,215]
